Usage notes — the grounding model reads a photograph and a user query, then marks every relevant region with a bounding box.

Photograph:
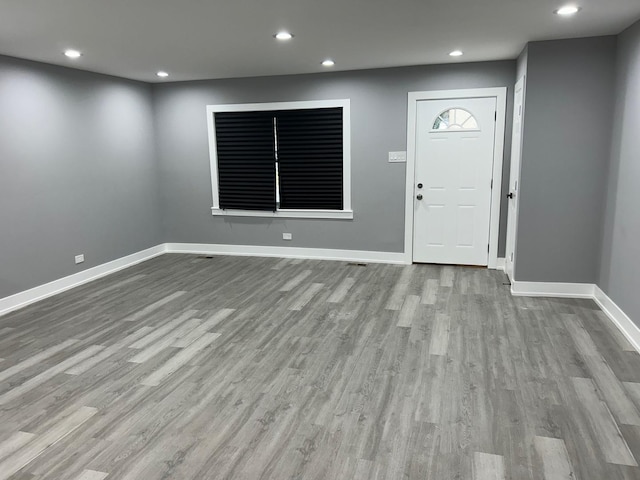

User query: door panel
[505,78,525,280]
[457,206,475,247]
[413,97,497,265]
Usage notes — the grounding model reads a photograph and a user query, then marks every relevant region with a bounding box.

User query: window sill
[211,207,354,220]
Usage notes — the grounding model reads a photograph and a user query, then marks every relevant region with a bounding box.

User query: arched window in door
[432,108,479,131]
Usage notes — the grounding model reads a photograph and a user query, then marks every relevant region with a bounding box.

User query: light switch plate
[283,233,292,240]
[388,151,407,163]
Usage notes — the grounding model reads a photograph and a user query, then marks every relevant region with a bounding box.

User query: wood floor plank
[280,270,312,292]
[429,313,450,356]
[141,332,221,386]
[385,267,414,311]
[472,452,505,480]
[0,339,79,384]
[129,319,201,364]
[271,258,290,271]
[397,295,420,328]
[534,436,575,480]
[0,432,35,462]
[0,406,97,480]
[327,278,355,304]
[73,470,109,480]
[289,283,324,311]
[571,377,638,466]
[171,309,234,348]
[624,381,640,409]
[421,279,439,305]
[0,345,105,405]
[582,353,640,426]
[128,310,197,349]
[565,315,640,425]
[122,291,187,322]
[66,327,155,375]
[87,273,146,299]
[440,267,455,287]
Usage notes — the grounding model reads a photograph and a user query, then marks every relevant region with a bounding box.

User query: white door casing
[505,77,525,280]
[405,88,507,268]
[412,97,497,265]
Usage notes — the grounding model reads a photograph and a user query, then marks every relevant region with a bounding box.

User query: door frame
[404,87,507,268]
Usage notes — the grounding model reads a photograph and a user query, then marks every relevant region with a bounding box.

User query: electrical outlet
[282,233,292,241]
[75,254,85,264]
[388,151,407,163]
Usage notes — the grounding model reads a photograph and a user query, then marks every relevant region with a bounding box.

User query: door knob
[417,194,423,200]
[507,192,515,199]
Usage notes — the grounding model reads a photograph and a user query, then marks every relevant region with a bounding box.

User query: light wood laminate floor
[1,254,640,479]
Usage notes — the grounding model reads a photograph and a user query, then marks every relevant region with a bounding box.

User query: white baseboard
[495,257,506,272]
[593,286,640,353]
[511,281,595,298]
[511,280,639,354]
[0,245,166,317]
[165,243,408,265]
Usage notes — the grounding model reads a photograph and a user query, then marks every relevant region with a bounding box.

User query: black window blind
[214,106,344,211]
[275,107,344,210]
[214,111,276,211]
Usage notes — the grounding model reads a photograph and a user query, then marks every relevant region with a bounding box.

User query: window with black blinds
[276,107,343,210]
[214,111,277,211]
[214,106,344,211]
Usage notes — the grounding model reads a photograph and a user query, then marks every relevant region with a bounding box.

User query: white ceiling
[1,0,639,83]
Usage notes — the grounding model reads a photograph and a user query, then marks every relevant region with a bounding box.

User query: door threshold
[411,262,488,268]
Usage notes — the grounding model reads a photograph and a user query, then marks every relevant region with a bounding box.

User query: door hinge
[495,111,497,121]
[488,244,490,253]
[491,179,493,189]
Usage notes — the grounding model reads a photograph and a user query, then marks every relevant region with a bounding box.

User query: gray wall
[0,55,161,298]
[600,20,640,324]
[515,37,616,283]
[153,62,515,255]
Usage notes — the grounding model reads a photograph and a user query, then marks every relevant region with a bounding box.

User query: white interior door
[412,97,497,265]
[505,77,525,280]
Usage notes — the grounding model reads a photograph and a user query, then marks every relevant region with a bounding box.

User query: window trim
[206,99,352,220]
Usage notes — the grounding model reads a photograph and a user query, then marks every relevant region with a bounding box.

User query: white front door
[412,97,497,265]
[505,78,525,280]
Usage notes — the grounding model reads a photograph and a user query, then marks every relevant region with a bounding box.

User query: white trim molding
[405,87,507,269]
[206,99,352,218]
[594,286,640,353]
[0,245,166,317]
[496,257,506,272]
[510,281,595,298]
[165,243,408,265]
[211,208,353,220]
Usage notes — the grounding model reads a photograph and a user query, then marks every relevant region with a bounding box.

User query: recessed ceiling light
[449,50,463,57]
[64,49,82,59]
[555,5,580,16]
[322,59,335,67]
[157,71,169,78]
[274,31,294,40]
